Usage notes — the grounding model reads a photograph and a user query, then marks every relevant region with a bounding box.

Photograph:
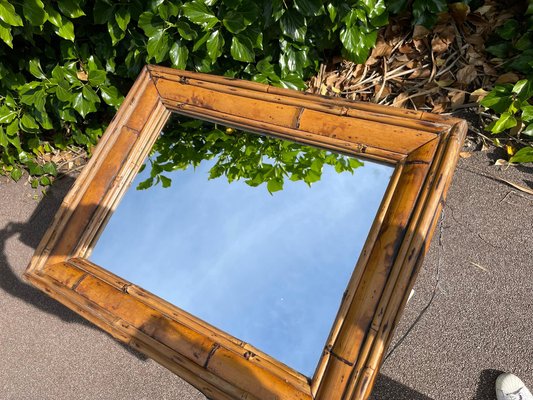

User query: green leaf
[107,19,125,45]
[340,24,357,50]
[7,130,21,151]
[26,159,44,175]
[509,146,533,163]
[10,166,22,182]
[223,11,247,33]
[100,85,123,107]
[490,112,517,134]
[340,25,377,63]
[256,58,278,80]
[508,50,533,74]
[480,85,513,113]
[516,32,533,51]
[485,42,513,59]
[206,29,224,61]
[42,162,58,176]
[138,11,163,36]
[158,2,180,19]
[47,7,75,41]
[160,175,171,188]
[137,177,154,190]
[115,7,130,31]
[21,113,40,132]
[280,9,306,42]
[34,108,53,130]
[387,0,408,13]
[349,158,364,169]
[20,84,46,111]
[29,59,46,79]
[304,169,321,185]
[522,106,533,123]
[58,107,77,122]
[270,0,285,22]
[0,19,13,47]
[169,40,189,69]
[279,43,308,75]
[82,86,100,104]
[277,73,306,90]
[238,0,260,24]
[88,69,106,86]
[241,24,262,50]
[72,91,97,118]
[192,30,210,51]
[0,127,7,148]
[146,29,171,62]
[55,82,72,102]
[93,0,114,23]
[294,0,323,17]
[175,21,197,40]
[343,9,366,27]
[252,73,269,84]
[6,119,19,136]
[23,0,47,26]
[0,0,23,26]
[0,106,17,124]
[230,35,254,62]
[412,0,446,27]
[495,19,519,40]
[40,176,51,186]
[326,3,337,22]
[57,0,85,18]
[363,0,387,19]
[512,79,533,102]
[267,178,283,193]
[522,123,533,137]
[182,1,219,29]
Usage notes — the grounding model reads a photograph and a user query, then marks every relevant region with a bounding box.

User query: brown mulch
[308,0,521,149]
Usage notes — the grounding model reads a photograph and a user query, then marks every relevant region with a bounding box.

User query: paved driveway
[1,150,531,399]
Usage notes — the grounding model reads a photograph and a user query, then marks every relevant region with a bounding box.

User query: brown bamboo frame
[24,65,467,400]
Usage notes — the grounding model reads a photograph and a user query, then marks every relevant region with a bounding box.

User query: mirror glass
[89,113,393,377]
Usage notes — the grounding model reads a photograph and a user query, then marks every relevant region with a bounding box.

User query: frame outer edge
[354,120,467,399]
[23,64,469,400]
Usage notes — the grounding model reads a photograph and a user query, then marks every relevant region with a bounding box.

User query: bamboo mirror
[25,66,466,400]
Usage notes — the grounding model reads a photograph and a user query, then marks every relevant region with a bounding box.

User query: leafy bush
[386,0,448,27]
[385,0,482,28]
[0,0,389,186]
[480,3,533,163]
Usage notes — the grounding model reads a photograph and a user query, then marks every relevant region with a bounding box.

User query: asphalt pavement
[0,148,531,399]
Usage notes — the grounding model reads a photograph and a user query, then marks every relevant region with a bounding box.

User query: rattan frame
[25,65,467,400]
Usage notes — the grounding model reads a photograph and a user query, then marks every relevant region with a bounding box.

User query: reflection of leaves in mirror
[137,116,363,193]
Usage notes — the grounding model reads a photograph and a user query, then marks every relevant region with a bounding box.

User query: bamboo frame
[24,65,467,400]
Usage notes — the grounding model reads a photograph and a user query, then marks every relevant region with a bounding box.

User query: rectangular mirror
[25,66,467,400]
[88,114,393,377]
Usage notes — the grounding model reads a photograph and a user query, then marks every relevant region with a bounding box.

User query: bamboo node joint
[204,343,220,368]
[121,283,131,294]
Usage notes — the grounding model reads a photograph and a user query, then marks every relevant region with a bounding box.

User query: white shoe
[496,373,533,400]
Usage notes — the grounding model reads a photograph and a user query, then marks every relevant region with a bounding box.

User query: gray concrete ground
[0,149,531,399]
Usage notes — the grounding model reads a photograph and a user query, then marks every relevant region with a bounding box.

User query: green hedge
[480,2,533,163]
[0,0,389,185]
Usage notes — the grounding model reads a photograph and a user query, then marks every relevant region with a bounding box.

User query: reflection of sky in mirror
[90,147,393,377]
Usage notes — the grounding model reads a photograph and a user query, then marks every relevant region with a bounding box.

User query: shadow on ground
[371,374,434,399]
[0,175,147,361]
[473,369,504,400]
[0,176,83,322]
